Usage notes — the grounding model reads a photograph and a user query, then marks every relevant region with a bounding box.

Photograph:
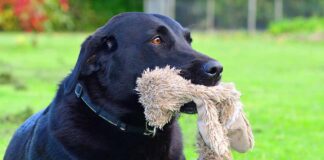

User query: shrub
[268,17,324,34]
[43,0,74,31]
[68,0,143,31]
[0,0,143,32]
[0,0,20,31]
[0,0,70,32]
[0,6,20,31]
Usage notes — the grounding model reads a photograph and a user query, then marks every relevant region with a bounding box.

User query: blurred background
[0,0,323,159]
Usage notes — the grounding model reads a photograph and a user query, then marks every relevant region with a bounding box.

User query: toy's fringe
[136,66,253,159]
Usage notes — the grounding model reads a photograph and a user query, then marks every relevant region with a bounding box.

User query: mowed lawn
[0,32,323,159]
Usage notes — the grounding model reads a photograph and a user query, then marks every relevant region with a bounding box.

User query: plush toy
[135,66,254,160]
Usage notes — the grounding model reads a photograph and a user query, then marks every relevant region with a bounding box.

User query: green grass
[0,32,323,159]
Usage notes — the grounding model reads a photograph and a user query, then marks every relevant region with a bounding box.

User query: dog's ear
[63,34,118,94]
[63,36,99,94]
[105,36,118,52]
[81,35,117,76]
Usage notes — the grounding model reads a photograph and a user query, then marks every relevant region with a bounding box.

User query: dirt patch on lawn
[0,107,34,124]
[0,72,27,91]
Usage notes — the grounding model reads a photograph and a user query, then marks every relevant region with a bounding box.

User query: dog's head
[64,12,223,114]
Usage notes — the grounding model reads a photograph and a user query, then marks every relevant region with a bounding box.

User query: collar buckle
[117,122,127,131]
[144,122,157,137]
[75,83,83,98]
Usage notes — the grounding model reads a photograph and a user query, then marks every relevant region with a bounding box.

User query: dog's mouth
[180,101,198,114]
[179,75,222,114]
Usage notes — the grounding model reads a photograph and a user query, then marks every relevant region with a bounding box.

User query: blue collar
[74,83,156,137]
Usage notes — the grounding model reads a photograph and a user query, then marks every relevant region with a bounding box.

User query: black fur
[5,12,222,160]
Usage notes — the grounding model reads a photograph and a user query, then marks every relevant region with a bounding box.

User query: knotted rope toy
[135,66,254,160]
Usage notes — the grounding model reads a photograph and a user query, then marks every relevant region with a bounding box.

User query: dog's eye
[151,36,162,45]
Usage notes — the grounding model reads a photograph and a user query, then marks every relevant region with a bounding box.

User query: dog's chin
[180,78,221,114]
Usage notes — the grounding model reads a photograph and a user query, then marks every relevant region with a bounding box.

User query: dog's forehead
[95,12,185,37]
[151,13,184,31]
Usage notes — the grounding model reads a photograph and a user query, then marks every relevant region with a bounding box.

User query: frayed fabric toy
[136,66,254,160]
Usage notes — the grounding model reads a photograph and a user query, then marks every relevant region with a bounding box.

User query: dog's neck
[49,80,179,159]
[80,77,147,127]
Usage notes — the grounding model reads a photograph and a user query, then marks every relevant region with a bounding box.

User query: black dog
[5,12,223,160]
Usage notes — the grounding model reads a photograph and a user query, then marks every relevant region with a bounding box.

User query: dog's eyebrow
[156,25,168,35]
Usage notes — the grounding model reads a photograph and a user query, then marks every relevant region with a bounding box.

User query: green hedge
[268,17,324,34]
[68,0,143,31]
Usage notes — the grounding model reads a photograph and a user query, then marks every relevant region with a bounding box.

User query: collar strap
[74,83,156,137]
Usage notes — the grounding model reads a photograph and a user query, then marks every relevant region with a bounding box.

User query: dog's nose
[202,61,223,78]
